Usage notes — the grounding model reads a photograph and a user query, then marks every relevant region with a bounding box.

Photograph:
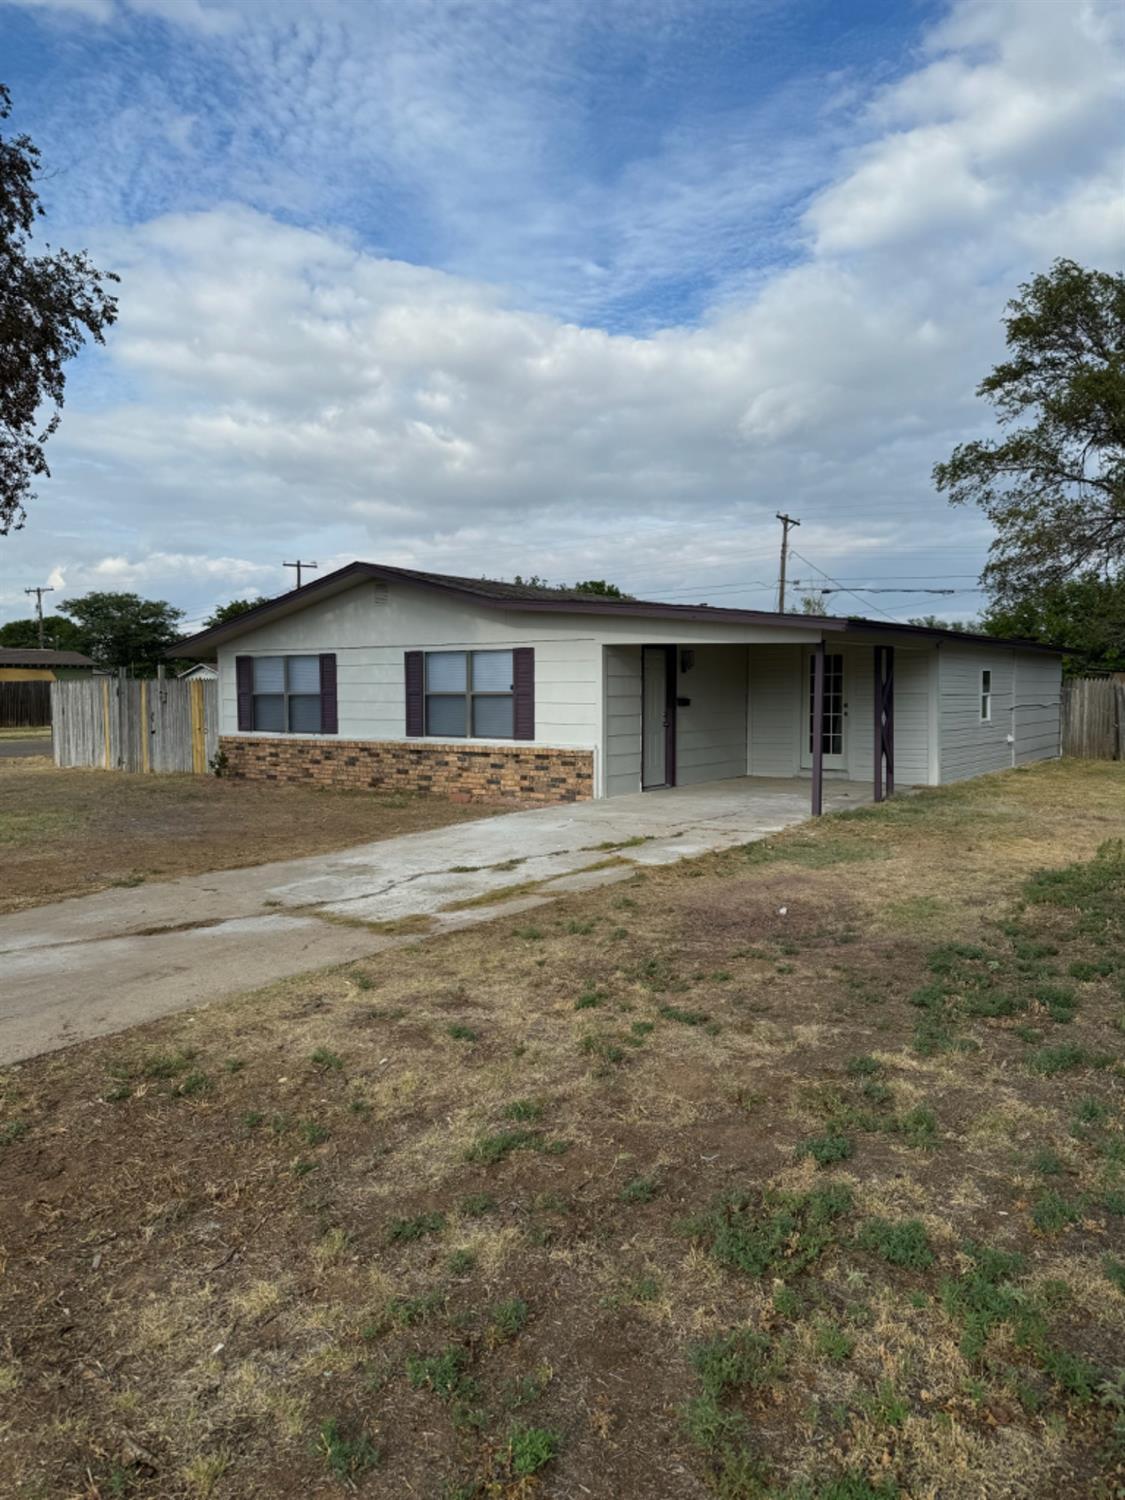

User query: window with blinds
[252,655,323,733]
[424,649,514,738]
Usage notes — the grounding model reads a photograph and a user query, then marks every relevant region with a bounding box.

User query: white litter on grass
[778,906,788,916]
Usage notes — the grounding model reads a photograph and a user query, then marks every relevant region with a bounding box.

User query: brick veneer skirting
[219,736,595,805]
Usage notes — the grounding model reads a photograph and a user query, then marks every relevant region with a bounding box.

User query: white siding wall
[748,643,935,784]
[1013,650,1062,765]
[218,580,601,752]
[937,644,1014,782]
[604,645,642,797]
[675,645,749,787]
[747,645,800,776]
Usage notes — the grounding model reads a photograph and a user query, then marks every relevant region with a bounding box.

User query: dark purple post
[873,645,895,802]
[811,641,825,816]
[885,645,895,797]
[873,646,884,802]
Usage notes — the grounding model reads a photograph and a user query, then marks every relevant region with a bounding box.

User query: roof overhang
[167,559,1064,660]
[167,560,845,658]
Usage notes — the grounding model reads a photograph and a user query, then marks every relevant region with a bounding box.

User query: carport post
[873,645,895,802]
[811,640,825,816]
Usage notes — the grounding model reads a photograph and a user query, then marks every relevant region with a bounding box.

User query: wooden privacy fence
[52,676,219,773]
[0,680,51,728]
[1061,677,1125,760]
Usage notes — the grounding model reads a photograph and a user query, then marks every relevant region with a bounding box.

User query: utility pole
[24,585,55,648]
[775,513,800,613]
[283,560,318,590]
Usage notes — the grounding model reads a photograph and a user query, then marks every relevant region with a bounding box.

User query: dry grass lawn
[1,758,1124,1500]
[0,758,503,914]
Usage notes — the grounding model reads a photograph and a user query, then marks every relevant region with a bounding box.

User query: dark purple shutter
[513,647,535,740]
[404,650,424,736]
[319,653,338,734]
[236,655,253,730]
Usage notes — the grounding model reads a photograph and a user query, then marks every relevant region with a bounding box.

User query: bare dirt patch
[1,760,1124,1499]
[0,759,504,913]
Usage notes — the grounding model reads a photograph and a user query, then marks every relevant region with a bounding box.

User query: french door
[800,651,847,771]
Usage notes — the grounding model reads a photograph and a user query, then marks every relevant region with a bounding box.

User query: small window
[980,668,992,723]
[253,655,322,733]
[424,649,514,738]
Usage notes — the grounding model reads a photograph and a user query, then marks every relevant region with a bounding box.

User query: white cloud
[4,0,1124,629]
[806,0,1125,257]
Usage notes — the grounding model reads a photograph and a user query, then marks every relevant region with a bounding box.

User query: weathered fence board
[1061,677,1124,760]
[52,677,219,773]
[0,680,51,728]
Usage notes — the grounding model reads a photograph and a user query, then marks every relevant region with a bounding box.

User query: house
[170,562,1063,811]
[0,647,98,682]
[176,661,219,682]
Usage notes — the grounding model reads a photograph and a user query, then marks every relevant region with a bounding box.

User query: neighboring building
[170,561,1063,809]
[0,647,98,682]
[177,662,219,681]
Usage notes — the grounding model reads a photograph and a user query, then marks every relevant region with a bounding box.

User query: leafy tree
[573,579,632,599]
[792,590,828,615]
[0,613,85,651]
[1,84,119,533]
[906,615,976,632]
[202,597,264,630]
[511,574,633,598]
[981,574,1125,676]
[934,259,1124,600]
[60,591,183,674]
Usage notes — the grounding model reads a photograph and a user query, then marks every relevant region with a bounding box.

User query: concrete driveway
[0,777,870,1066]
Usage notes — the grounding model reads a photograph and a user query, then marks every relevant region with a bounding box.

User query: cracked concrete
[0,776,871,1065]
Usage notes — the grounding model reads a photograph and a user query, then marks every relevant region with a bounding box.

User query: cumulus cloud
[1,0,1123,628]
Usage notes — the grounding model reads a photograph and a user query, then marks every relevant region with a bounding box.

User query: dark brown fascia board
[167,558,1061,660]
[168,560,843,657]
[841,617,1064,654]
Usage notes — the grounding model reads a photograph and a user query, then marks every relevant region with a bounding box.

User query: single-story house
[176,661,219,681]
[0,647,98,682]
[170,561,1063,811]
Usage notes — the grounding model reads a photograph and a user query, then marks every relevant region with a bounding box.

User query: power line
[786,548,900,622]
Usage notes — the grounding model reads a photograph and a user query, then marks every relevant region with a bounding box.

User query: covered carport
[603,628,912,815]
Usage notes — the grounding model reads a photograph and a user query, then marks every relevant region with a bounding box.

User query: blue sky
[1,0,1122,631]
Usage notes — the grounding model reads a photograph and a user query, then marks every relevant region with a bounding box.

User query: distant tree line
[0,592,264,675]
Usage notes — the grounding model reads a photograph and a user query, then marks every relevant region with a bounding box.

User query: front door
[642,646,675,789]
[801,651,847,771]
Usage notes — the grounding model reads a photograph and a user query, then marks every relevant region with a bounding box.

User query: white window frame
[424,649,515,739]
[980,668,992,723]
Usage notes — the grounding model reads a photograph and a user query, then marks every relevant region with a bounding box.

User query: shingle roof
[169,560,1062,658]
[0,647,96,668]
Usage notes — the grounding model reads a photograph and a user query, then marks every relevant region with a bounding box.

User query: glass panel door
[804,653,847,769]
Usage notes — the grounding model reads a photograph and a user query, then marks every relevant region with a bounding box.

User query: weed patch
[856,1218,934,1270]
[683,1182,853,1281]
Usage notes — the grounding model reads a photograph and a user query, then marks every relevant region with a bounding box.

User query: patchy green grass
[856,1218,934,1270]
[315,1418,380,1480]
[2,760,1124,1499]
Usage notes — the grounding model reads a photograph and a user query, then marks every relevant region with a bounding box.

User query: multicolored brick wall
[219,735,595,805]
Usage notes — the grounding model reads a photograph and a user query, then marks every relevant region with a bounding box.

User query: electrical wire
[786,548,901,622]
